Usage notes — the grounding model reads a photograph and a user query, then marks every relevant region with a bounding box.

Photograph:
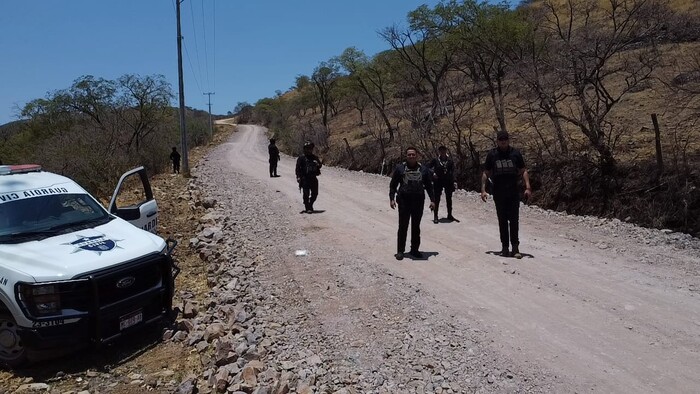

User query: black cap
[303,141,314,148]
[497,131,509,141]
[270,138,276,143]
[438,145,447,151]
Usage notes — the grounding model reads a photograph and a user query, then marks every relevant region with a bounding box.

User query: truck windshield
[0,194,110,241]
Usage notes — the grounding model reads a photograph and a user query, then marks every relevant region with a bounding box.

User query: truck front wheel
[0,313,27,367]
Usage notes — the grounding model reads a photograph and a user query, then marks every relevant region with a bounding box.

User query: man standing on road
[428,145,457,224]
[268,138,280,177]
[169,147,181,174]
[481,131,531,259]
[296,141,322,213]
[390,147,435,260]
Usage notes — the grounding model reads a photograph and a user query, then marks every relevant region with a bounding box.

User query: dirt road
[206,124,700,393]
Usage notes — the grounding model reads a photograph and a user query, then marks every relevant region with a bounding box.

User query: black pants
[494,196,519,249]
[433,181,453,218]
[397,195,425,253]
[302,177,319,209]
[269,160,278,176]
[172,161,180,174]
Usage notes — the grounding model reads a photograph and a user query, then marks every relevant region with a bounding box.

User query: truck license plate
[119,310,143,330]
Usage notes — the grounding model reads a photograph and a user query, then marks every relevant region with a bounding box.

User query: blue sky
[0,0,448,125]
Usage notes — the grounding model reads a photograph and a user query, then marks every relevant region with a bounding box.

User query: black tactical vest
[401,164,423,194]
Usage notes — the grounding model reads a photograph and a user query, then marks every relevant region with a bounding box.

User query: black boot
[511,244,522,259]
[500,244,509,256]
[409,249,424,258]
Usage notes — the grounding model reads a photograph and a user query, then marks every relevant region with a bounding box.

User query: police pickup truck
[0,164,178,367]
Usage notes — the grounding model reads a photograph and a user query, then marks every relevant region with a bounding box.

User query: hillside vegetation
[0,74,214,199]
[242,0,700,236]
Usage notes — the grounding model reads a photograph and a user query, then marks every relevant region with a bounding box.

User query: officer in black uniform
[169,147,181,174]
[296,141,322,213]
[428,145,457,223]
[268,138,280,177]
[481,131,531,258]
[389,147,435,260]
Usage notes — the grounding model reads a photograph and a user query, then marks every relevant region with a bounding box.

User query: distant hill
[0,120,26,164]
[0,119,25,137]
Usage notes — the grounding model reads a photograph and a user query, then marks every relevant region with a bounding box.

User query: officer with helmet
[296,141,323,213]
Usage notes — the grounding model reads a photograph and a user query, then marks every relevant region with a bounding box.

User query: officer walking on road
[268,138,280,177]
[296,141,322,213]
[428,145,457,223]
[481,131,531,259]
[169,147,181,174]
[389,147,435,260]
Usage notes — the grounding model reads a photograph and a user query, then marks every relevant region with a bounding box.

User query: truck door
[108,166,159,234]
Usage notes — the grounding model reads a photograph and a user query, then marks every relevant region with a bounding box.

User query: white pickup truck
[0,164,178,367]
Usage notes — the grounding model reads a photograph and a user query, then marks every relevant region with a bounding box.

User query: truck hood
[0,218,166,282]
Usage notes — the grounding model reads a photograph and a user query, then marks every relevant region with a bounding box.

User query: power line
[201,0,210,92]
[183,42,203,94]
[213,0,216,96]
[188,0,205,92]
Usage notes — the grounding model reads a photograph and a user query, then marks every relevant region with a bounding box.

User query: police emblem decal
[63,234,123,255]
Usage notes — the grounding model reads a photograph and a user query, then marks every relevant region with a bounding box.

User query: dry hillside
[254,0,700,236]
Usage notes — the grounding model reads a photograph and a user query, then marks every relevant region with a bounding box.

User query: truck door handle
[146,211,157,218]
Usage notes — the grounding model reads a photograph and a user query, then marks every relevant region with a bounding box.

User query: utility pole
[176,0,190,176]
[204,92,215,138]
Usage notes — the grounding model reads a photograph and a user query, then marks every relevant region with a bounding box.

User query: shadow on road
[405,251,439,261]
[485,250,535,259]
[298,210,326,214]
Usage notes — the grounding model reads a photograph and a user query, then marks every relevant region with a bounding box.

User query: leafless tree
[338,48,397,141]
[380,16,454,128]
[532,0,667,174]
[440,72,482,183]
[312,60,341,128]
[363,110,392,167]
[664,52,700,174]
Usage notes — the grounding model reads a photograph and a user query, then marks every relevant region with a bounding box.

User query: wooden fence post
[651,113,663,183]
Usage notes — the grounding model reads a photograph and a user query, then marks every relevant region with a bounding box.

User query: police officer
[481,131,531,258]
[428,145,457,223]
[268,138,280,177]
[169,147,181,174]
[296,141,322,213]
[389,147,435,260]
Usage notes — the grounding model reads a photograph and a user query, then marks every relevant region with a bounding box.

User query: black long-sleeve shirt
[389,162,435,202]
[296,154,322,179]
[428,156,455,184]
[268,143,280,162]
